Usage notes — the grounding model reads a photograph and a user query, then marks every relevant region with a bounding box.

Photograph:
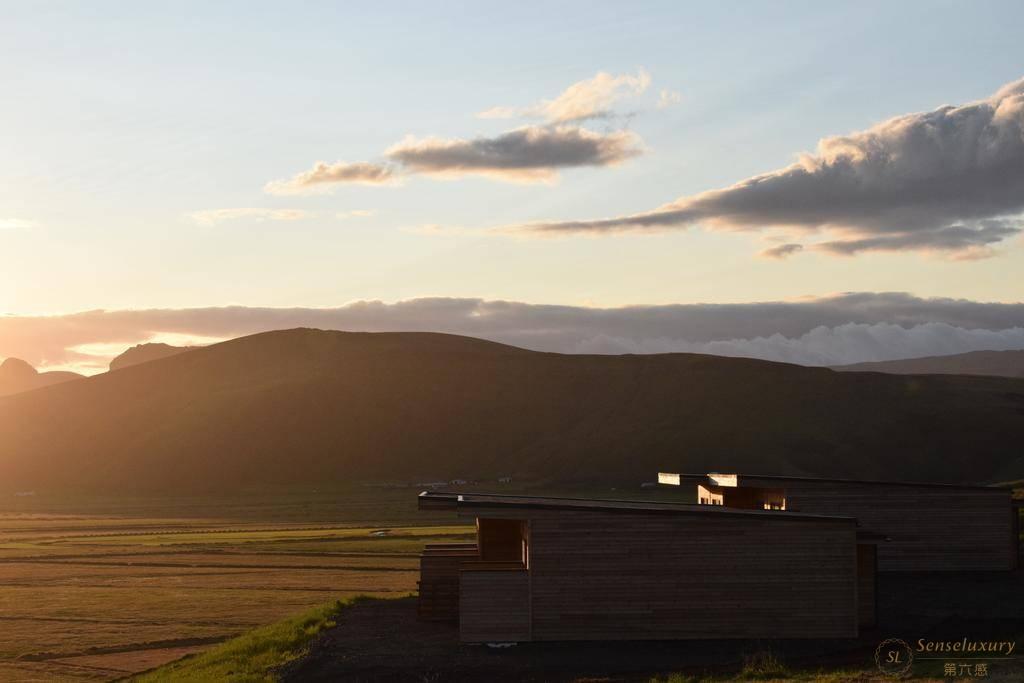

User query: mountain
[833,350,1024,379]
[110,343,192,371]
[0,358,83,398]
[1,329,1023,493]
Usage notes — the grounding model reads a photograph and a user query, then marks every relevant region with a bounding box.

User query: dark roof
[660,472,1010,492]
[418,490,857,524]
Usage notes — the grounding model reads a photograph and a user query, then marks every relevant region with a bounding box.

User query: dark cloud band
[4,293,1024,373]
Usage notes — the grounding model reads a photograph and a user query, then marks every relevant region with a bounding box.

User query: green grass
[736,649,789,679]
[647,649,869,683]
[133,595,379,682]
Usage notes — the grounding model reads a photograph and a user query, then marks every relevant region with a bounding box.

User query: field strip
[33,659,132,674]
[0,559,415,570]
[20,636,229,662]
[3,524,462,541]
[51,644,213,677]
[0,615,253,627]
[3,583,406,592]
[0,550,422,560]
[0,659,120,682]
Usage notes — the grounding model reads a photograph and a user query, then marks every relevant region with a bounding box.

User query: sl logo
[875,638,914,677]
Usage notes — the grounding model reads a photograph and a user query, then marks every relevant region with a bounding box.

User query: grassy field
[0,487,473,681]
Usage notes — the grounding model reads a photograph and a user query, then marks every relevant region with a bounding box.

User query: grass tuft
[736,648,789,680]
[133,595,375,682]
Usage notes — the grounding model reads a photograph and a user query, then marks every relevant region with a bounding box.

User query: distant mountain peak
[0,357,38,379]
[0,357,81,398]
[832,349,1024,379]
[109,343,193,372]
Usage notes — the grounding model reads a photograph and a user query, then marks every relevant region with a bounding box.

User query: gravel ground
[280,570,1024,682]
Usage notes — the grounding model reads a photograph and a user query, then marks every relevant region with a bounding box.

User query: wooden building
[418,491,877,643]
[659,472,1018,572]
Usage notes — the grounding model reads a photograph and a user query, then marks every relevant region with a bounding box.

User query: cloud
[267,70,657,191]
[265,161,397,195]
[657,89,682,110]
[0,218,36,230]
[478,69,651,123]
[509,77,1024,257]
[761,243,804,259]
[572,322,1024,367]
[187,208,311,226]
[267,126,642,190]
[814,219,1019,258]
[4,292,1024,375]
[384,126,642,182]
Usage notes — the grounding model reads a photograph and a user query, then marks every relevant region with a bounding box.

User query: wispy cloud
[761,243,804,259]
[265,161,397,195]
[384,126,642,183]
[187,208,311,226]
[656,89,682,109]
[506,76,1024,259]
[268,126,643,190]
[478,69,652,123]
[814,219,1020,259]
[267,69,662,193]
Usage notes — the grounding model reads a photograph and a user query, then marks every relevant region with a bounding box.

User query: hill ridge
[1,328,1021,493]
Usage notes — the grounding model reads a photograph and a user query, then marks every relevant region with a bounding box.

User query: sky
[2,1,1024,373]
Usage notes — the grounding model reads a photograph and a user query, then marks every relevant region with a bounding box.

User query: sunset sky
[3,2,1024,374]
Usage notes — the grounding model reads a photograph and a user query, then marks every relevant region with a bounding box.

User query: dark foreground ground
[280,571,1024,682]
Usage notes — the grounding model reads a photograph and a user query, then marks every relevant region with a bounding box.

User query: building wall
[418,546,477,621]
[747,479,1015,572]
[460,568,530,642]
[856,544,877,628]
[459,506,859,641]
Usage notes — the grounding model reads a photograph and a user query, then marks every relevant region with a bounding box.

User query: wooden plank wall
[459,506,859,641]
[749,479,1015,571]
[418,545,478,621]
[459,568,530,642]
[856,544,876,629]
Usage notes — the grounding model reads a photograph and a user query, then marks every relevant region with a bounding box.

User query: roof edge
[438,491,857,524]
[658,472,1011,491]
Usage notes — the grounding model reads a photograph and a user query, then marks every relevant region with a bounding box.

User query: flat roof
[418,490,857,524]
[659,472,1010,492]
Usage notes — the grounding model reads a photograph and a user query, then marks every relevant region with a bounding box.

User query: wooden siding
[857,544,877,629]
[740,478,1015,572]
[418,545,477,621]
[460,566,530,642]
[457,505,859,641]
